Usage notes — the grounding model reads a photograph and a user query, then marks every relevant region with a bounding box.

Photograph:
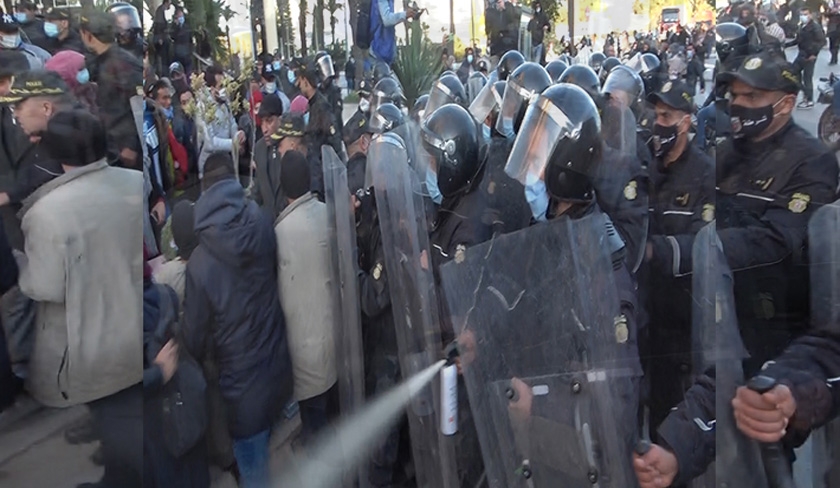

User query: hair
[279,150,311,200]
[148,79,171,100]
[202,151,235,190]
[18,2,37,11]
[203,65,224,88]
[174,5,184,14]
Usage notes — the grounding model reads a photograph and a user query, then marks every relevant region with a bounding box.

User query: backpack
[356,0,373,50]
[148,283,208,458]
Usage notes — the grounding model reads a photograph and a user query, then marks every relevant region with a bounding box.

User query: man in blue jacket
[369,0,419,68]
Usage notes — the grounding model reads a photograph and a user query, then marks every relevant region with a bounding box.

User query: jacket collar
[276,192,316,225]
[20,159,109,218]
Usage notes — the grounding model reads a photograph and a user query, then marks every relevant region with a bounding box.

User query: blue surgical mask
[801,14,809,23]
[524,172,549,222]
[287,70,296,84]
[177,16,185,25]
[0,33,21,49]
[467,55,474,63]
[44,22,59,38]
[264,82,276,93]
[481,123,491,140]
[13,13,27,23]
[426,168,443,205]
[76,68,90,85]
[273,61,281,71]
[303,112,310,125]
[163,106,174,120]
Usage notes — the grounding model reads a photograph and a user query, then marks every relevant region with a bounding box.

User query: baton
[746,375,797,488]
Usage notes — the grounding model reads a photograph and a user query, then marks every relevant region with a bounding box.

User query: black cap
[261,65,277,80]
[258,93,284,117]
[0,70,68,104]
[343,109,373,146]
[45,8,71,21]
[0,12,19,33]
[718,50,800,94]
[78,10,116,39]
[270,113,306,141]
[0,50,29,78]
[646,80,694,113]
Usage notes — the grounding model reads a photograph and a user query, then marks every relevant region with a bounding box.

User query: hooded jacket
[273,193,337,401]
[18,160,144,407]
[183,178,293,439]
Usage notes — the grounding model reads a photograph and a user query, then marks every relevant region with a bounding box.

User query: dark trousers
[298,383,339,444]
[830,30,840,63]
[795,55,817,101]
[88,383,143,487]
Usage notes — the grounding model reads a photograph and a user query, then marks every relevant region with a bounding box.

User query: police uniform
[81,12,143,168]
[305,91,343,195]
[641,81,715,433]
[320,79,343,137]
[479,135,531,235]
[342,109,373,193]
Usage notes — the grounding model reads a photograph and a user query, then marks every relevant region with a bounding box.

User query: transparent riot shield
[467,72,488,105]
[438,210,640,487]
[322,146,368,487]
[368,133,459,488]
[691,222,768,488]
[808,202,840,488]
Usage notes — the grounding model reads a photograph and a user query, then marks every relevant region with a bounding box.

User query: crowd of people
[0,0,838,488]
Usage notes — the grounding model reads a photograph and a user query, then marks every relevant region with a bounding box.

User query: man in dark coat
[183,152,293,488]
[251,94,285,219]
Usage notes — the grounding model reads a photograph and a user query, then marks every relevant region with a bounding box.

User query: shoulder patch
[788,193,810,214]
[372,262,383,280]
[454,244,467,264]
[624,181,638,201]
[614,315,629,344]
[702,203,715,223]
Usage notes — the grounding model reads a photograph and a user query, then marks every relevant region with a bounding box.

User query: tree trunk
[314,0,326,52]
[299,0,308,56]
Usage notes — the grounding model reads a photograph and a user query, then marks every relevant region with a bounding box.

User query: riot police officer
[545,59,568,83]
[495,49,525,81]
[314,51,343,136]
[108,3,143,59]
[599,56,622,85]
[423,73,468,121]
[601,65,654,170]
[641,80,714,438]
[422,103,491,487]
[410,93,428,125]
[369,77,405,117]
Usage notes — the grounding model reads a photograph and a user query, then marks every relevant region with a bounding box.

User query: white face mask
[0,33,21,49]
[264,82,276,93]
[359,98,370,113]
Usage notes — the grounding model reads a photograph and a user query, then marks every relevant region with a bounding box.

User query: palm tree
[299,0,308,56]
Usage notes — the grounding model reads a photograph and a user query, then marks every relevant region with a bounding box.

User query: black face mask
[652,122,679,158]
[730,100,781,139]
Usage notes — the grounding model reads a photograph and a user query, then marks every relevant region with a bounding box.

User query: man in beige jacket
[272,150,338,444]
[16,108,144,487]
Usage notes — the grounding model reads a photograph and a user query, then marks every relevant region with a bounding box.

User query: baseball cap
[270,113,306,141]
[258,93,283,118]
[0,12,20,33]
[717,50,800,94]
[78,10,116,39]
[45,8,71,21]
[0,70,68,104]
[343,109,373,146]
[646,80,694,113]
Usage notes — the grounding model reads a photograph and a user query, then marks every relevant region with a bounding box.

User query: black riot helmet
[466,71,488,103]
[559,54,575,66]
[558,65,600,99]
[424,74,468,121]
[108,2,143,56]
[715,22,749,64]
[601,65,644,108]
[440,70,456,78]
[545,60,569,83]
[496,50,526,81]
[411,94,429,125]
[370,77,405,115]
[599,57,621,84]
[505,83,602,204]
[314,51,336,83]
[421,104,482,199]
[370,102,406,134]
[589,52,606,72]
[496,62,551,138]
[372,62,392,84]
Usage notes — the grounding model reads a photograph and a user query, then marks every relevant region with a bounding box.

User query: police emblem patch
[745,57,762,70]
[788,193,810,214]
[372,262,383,280]
[454,244,467,264]
[661,82,672,93]
[702,203,715,222]
[614,315,629,344]
[624,181,638,201]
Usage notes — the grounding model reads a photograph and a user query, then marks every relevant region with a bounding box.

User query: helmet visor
[504,95,590,186]
[468,80,501,124]
[424,81,456,122]
[495,78,537,138]
[369,110,393,134]
[316,55,335,80]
